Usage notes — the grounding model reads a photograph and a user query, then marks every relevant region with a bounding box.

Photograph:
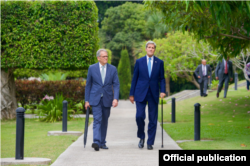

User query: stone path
[50,100,181,166]
[165,90,201,103]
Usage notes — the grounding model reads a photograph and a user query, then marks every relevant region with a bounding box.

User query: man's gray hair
[146,41,156,49]
[96,49,108,57]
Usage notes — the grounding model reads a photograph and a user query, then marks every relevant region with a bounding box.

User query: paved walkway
[51,100,181,166]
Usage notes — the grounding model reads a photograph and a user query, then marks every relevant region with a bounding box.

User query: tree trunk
[178,71,200,89]
[1,69,17,119]
[165,77,170,95]
[191,75,200,89]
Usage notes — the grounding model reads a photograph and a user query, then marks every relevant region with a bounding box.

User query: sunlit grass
[1,118,93,166]
[158,88,250,149]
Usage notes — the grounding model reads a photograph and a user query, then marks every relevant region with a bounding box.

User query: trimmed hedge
[15,80,86,112]
[14,68,88,79]
[1,1,98,70]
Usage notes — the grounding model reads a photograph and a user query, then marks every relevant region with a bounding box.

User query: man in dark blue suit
[85,49,120,151]
[129,41,166,150]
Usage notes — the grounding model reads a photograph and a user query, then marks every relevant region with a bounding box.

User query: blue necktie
[148,57,151,77]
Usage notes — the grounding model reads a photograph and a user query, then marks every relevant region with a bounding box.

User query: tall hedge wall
[1,1,98,70]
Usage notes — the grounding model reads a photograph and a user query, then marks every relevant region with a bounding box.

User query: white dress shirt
[202,65,206,76]
[99,62,107,80]
[146,55,154,71]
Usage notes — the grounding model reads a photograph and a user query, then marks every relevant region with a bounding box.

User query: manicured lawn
[1,118,93,166]
[158,88,250,149]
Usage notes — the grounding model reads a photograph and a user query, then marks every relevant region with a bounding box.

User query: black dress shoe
[138,139,144,148]
[92,143,99,151]
[203,94,207,97]
[147,145,153,150]
[100,145,109,149]
[216,92,219,98]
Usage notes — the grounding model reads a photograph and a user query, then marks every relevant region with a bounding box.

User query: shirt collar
[99,62,107,68]
[146,55,154,60]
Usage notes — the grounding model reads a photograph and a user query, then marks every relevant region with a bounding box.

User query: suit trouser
[199,76,208,96]
[135,88,158,145]
[217,73,229,97]
[247,75,250,90]
[92,97,111,147]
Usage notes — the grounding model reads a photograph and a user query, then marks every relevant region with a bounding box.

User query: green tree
[99,2,149,69]
[118,49,131,99]
[144,1,250,58]
[95,1,142,28]
[106,49,112,64]
[1,1,98,119]
[145,10,168,39]
[138,31,218,92]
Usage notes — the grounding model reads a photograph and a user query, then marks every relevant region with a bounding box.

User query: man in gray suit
[215,56,233,98]
[85,49,120,151]
[194,59,212,97]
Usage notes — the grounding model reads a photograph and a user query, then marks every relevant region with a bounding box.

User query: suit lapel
[96,63,103,85]
[151,56,157,78]
[143,56,149,79]
[104,64,109,85]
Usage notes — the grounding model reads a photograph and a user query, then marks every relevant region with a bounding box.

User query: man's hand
[129,96,134,104]
[112,99,118,107]
[208,76,210,78]
[160,93,166,99]
[230,78,233,82]
[198,76,201,78]
[85,101,91,110]
[216,77,218,80]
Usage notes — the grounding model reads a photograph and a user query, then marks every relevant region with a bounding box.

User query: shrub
[37,93,73,122]
[1,1,98,70]
[14,68,88,79]
[159,98,167,104]
[211,80,219,90]
[15,80,86,112]
[118,49,131,99]
[39,71,69,81]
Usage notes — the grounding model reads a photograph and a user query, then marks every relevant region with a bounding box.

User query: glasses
[100,56,108,58]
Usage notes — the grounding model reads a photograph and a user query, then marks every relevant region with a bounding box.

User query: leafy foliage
[144,1,250,58]
[211,80,219,90]
[14,68,88,79]
[138,31,218,88]
[1,1,98,70]
[15,80,86,112]
[118,49,131,99]
[145,10,168,39]
[37,93,72,122]
[99,2,149,68]
[159,98,166,105]
[39,71,69,81]
[95,1,143,28]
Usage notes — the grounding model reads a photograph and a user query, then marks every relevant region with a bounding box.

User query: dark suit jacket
[194,64,212,83]
[85,63,120,107]
[215,60,233,80]
[129,56,166,104]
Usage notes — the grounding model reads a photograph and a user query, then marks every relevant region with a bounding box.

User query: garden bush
[1,1,98,70]
[15,80,86,113]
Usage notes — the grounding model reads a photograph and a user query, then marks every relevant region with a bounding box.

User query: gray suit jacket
[215,60,233,80]
[194,64,212,83]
